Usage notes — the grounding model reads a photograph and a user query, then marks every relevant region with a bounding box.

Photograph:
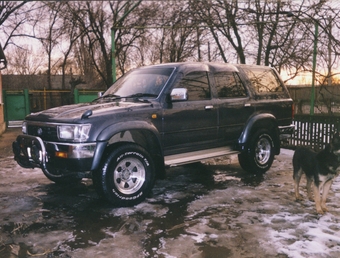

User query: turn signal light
[55,151,68,158]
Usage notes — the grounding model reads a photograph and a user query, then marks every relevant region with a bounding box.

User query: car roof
[138,62,241,74]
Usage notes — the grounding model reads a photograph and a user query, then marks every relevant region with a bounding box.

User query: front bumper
[13,135,96,177]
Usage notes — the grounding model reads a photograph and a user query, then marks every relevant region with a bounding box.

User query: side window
[178,71,211,101]
[214,72,247,98]
[243,68,284,93]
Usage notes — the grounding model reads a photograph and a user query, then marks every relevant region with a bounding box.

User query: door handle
[205,105,214,110]
[244,103,251,107]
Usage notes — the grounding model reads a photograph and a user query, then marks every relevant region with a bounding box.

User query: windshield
[104,67,174,98]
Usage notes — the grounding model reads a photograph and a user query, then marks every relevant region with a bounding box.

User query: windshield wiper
[101,94,121,99]
[124,93,158,99]
[92,94,121,102]
[93,93,157,103]
[123,93,158,102]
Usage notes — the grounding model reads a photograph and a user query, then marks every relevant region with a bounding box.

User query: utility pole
[310,22,318,115]
[328,16,332,86]
[197,27,201,62]
[286,11,319,116]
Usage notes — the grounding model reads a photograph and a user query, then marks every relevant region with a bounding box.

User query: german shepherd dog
[293,132,340,214]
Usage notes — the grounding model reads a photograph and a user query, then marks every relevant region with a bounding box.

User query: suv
[13,62,294,206]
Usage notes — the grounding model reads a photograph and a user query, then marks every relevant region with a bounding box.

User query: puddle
[0,153,311,257]
[198,244,233,257]
[241,173,265,186]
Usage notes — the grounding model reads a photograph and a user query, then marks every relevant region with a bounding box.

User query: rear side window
[243,67,284,94]
[178,71,211,101]
[214,72,247,98]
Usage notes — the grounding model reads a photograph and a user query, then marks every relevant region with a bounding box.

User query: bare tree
[0,1,30,49]
[5,46,44,75]
[2,0,340,90]
[112,0,149,76]
[154,1,198,63]
[189,0,235,63]
[57,2,86,89]
[33,2,65,89]
[66,1,144,88]
[0,1,46,76]
[276,1,340,84]
[188,0,340,85]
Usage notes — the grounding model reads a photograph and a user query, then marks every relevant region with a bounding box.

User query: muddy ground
[1,128,340,258]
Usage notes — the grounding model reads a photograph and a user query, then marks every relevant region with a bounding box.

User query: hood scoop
[81,110,93,120]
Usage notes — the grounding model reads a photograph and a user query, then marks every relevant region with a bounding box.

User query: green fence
[74,89,99,104]
[3,89,30,124]
[4,89,100,124]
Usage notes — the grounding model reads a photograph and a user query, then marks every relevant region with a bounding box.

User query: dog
[293,132,340,214]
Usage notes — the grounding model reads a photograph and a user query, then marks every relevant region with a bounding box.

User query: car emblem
[37,128,43,136]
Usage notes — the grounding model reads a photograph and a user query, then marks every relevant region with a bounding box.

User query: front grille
[27,125,58,141]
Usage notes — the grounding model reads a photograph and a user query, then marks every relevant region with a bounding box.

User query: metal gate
[3,89,30,127]
[3,89,99,127]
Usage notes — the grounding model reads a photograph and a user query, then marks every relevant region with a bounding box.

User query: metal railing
[287,114,340,150]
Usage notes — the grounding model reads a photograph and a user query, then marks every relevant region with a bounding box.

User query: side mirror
[98,91,104,98]
[170,88,188,102]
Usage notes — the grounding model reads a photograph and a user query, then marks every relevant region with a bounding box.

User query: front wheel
[95,144,155,206]
[238,130,275,174]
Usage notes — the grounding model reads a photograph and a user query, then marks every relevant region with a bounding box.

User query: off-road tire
[95,144,155,206]
[238,129,275,174]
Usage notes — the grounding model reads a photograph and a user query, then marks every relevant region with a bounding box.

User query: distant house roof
[0,44,7,70]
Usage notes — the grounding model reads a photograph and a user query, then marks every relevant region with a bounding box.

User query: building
[0,45,7,135]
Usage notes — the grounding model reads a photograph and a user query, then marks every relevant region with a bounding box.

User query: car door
[162,71,218,155]
[213,71,255,145]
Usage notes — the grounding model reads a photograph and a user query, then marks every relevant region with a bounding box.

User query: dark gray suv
[13,62,294,206]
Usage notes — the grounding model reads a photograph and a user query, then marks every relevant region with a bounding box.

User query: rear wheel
[238,129,275,174]
[95,144,155,206]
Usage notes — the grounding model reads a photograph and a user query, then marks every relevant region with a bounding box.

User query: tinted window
[178,71,211,101]
[243,67,284,93]
[214,72,247,98]
[105,67,174,97]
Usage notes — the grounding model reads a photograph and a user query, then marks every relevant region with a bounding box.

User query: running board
[164,146,239,167]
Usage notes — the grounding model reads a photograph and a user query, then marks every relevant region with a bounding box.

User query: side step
[164,146,239,167]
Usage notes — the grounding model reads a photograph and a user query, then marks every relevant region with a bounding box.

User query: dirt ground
[1,128,340,258]
[0,127,21,158]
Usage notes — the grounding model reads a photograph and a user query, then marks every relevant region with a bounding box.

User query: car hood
[28,101,153,120]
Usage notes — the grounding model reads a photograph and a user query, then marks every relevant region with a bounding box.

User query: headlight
[22,121,27,134]
[57,124,91,142]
